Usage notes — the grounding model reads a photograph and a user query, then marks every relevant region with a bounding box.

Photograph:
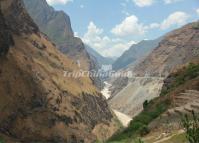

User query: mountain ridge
[112,38,162,70]
[0,0,119,142]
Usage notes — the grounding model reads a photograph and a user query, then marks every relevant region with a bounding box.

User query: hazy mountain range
[113,38,162,70]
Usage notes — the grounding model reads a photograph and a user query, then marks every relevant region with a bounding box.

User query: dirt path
[153,130,185,143]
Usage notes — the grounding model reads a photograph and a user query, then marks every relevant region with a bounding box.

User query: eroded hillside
[0,0,119,142]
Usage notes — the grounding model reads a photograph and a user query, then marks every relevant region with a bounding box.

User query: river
[101,82,132,127]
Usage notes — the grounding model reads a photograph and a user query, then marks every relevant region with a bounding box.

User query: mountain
[112,38,162,70]
[0,0,119,142]
[85,45,115,66]
[23,0,105,89]
[109,62,199,143]
[109,21,199,121]
[23,0,92,70]
[134,21,199,76]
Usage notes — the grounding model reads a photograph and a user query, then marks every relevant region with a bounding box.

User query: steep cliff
[23,0,103,89]
[0,0,118,142]
[0,9,13,56]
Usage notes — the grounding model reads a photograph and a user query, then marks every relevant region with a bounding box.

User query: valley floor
[101,82,132,127]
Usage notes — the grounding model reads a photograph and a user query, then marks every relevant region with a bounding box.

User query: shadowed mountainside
[0,0,119,142]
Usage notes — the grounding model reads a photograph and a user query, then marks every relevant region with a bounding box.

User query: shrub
[0,137,4,143]
[182,111,199,143]
[143,100,148,110]
[139,125,150,136]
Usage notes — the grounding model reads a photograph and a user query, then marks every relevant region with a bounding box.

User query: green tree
[182,111,199,143]
[143,100,148,110]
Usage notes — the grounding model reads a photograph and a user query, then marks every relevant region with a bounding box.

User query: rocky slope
[23,0,90,68]
[109,63,199,143]
[134,21,199,76]
[109,77,164,117]
[23,0,103,89]
[0,0,119,142]
[112,38,162,71]
[109,21,199,117]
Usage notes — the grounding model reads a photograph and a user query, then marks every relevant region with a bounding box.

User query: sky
[46,0,199,58]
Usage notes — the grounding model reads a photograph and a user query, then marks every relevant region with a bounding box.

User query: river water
[101,82,132,127]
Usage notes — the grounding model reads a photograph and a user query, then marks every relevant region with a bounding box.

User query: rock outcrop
[0,9,13,56]
[0,0,118,142]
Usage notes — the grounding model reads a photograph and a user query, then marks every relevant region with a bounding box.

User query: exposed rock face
[134,21,199,76]
[23,0,90,69]
[109,77,164,117]
[0,9,13,56]
[1,0,39,34]
[0,0,118,142]
[109,21,199,118]
[23,0,103,89]
[112,38,162,71]
[23,0,73,45]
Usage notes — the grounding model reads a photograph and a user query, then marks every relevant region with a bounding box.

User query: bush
[192,23,199,29]
[143,100,148,109]
[0,137,4,143]
[139,125,150,136]
[182,111,199,143]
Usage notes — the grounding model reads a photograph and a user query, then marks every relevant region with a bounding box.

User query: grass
[161,63,199,96]
[160,133,187,143]
[108,97,171,142]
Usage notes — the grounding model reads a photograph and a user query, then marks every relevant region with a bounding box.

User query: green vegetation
[160,133,187,143]
[192,23,199,29]
[143,100,149,110]
[161,63,199,96]
[182,111,199,143]
[108,97,171,142]
[0,137,4,143]
[108,63,199,143]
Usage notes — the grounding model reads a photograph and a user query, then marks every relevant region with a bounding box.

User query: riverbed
[101,82,132,127]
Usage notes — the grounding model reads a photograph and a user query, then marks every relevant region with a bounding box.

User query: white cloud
[164,0,183,4]
[82,22,136,57]
[149,23,160,29]
[111,15,145,37]
[160,11,189,29]
[133,0,155,7]
[144,23,160,30]
[46,0,73,5]
[196,8,199,16]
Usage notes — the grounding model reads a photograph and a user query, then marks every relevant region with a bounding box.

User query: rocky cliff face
[23,0,73,45]
[134,21,199,76]
[0,0,118,142]
[23,0,90,69]
[23,0,102,89]
[0,10,13,56]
